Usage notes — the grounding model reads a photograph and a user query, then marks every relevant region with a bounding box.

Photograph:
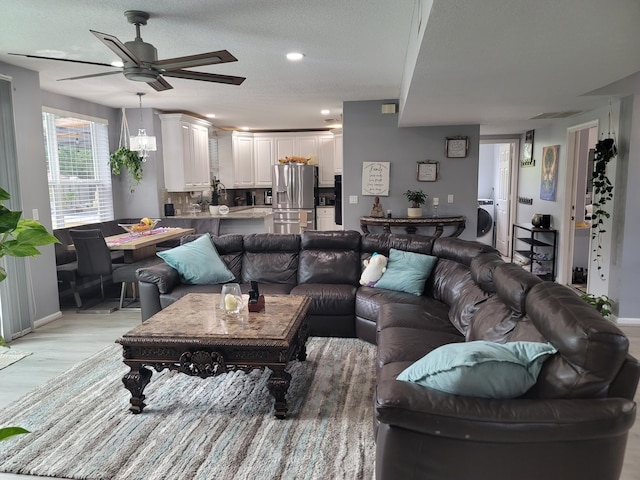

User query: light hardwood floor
[0,311,639,480]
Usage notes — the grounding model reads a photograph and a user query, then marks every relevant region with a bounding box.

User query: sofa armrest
[375,378,636,443]
[136,262,181,294]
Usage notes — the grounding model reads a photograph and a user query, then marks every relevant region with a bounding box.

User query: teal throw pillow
[375,249,437,296]
[397,340,557,398]
[157,233,234,285]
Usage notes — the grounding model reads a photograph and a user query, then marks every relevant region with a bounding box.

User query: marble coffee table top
[119,293,311,347]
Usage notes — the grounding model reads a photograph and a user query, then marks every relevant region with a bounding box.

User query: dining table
[105,227,195,263]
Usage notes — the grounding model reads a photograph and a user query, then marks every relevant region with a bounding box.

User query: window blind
[42,111,114,228]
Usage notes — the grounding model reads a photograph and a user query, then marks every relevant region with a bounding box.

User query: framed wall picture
[361,161,390,196]
[540,145,560,201]
[445,137,468,158]
[521,130,535,167]
[417,161,438,181]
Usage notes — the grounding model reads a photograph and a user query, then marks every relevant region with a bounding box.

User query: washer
[477,199,495,246]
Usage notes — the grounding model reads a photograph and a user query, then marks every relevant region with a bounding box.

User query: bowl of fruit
[118,217,160,235]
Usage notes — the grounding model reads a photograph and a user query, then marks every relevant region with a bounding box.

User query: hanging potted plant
[109,147,143,193]
[0,187,58,440]
[591,136,616,279]
[404,189,427,217]
[110,107,144,193]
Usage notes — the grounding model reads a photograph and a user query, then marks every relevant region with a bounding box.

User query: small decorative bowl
[118,219,160,235]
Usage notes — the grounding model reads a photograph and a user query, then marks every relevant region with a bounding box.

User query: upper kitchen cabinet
[218,131,254,188]
[333,130,343,175]
[219,131,338,188]
[160,114,212,192]
[253,134,276,187]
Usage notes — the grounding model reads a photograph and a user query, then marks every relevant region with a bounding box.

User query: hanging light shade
[130,92,156,160]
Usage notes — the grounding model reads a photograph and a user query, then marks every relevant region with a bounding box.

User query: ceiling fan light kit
[10,10,246,91]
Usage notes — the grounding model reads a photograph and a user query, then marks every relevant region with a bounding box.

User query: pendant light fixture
[129,92,156,161]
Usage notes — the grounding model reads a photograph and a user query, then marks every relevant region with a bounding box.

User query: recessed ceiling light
[320,109,330,115]
[286,52,304,61]
[111,60,123,68]
[241,126,250,131]
[205,114,216,119]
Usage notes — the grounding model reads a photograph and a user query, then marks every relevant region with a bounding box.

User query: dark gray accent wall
[342,100,480,240]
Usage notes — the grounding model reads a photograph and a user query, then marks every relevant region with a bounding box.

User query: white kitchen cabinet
[160,114,212,192]
[318,135,336,187]
[274,134,319,161]
[333,131,343,175]
[217,131,254,188]
[253,135,276,187]
[316,206,340,231]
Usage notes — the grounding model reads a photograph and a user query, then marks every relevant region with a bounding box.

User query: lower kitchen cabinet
[316,207,340,231]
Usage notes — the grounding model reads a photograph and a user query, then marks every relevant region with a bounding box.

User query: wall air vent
[529,111,583,119]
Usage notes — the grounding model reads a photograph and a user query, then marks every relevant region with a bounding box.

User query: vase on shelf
[407,207,422,218]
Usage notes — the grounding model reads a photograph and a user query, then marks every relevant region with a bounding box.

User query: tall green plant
[591,138,616,280]
[0,186,59,441]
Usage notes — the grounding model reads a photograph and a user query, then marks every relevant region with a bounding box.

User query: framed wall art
[540,145,560,201]
[417,160,439,181]
[362,161,390,196]
[445,137,468,158]
[521,130,535,167]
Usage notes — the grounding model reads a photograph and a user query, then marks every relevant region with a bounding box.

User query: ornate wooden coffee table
[116,293,311,419]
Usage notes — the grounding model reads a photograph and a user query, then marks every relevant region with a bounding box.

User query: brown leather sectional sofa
[136,230,639,480]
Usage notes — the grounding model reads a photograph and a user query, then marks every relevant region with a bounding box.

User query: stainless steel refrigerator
[272,163,317,233]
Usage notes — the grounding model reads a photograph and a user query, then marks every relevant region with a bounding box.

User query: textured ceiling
[0,0,639,134]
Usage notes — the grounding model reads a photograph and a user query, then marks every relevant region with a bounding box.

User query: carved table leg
[267,366,291,419]
[122,365,152,414]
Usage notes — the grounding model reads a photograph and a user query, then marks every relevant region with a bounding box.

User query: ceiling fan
[9,10,246,91]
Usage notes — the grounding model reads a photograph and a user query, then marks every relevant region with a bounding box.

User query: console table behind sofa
[360,215,466,236]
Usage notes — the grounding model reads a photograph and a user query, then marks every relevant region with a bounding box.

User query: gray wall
[342,100,480,240]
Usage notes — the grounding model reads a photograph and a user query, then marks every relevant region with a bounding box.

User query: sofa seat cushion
[377,327,464,370]
[356,286,436,323]
[290,283,356,316]
[377,303,458,337]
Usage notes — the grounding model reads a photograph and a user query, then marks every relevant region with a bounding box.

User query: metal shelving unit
[511,223,557,281]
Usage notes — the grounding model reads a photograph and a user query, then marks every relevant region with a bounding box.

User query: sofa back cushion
[466,296,518,343]
[470,253,504,293]
[432,237,499,266]
[361,233,435,257]
[430,259,490,335]
[241,233,300,284]
[493,263,542,316]
[523,282,629,399]
[298,230,361,284]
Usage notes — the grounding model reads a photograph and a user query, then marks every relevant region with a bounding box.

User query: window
[42,109,113,228]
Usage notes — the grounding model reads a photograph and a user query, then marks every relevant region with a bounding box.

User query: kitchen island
[165,207,273,235]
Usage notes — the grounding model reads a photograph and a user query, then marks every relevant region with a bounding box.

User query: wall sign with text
[362,161,390,196]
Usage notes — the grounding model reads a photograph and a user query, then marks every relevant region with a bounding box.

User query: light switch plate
[448,194,454,203]
[349,195,358,204]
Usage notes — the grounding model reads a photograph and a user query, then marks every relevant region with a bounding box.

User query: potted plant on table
[404,189,427,218]
[0,186,59,441]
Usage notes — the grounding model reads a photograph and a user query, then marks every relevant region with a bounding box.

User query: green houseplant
[591,137,616,280]
[109,147,143,193]
[404,189,427,217]
[0,186,59,441]
[580,293,612,318]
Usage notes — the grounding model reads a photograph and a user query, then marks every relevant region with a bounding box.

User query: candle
[433,197,440,206]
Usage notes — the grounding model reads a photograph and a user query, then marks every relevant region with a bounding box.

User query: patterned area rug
[0,349,31,370]
[0,337,376,480]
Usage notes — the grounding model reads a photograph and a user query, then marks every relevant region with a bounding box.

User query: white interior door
[495,144,511,256]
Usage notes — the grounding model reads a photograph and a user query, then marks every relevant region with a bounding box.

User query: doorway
[561,122,598,290]
[478,139,520,257]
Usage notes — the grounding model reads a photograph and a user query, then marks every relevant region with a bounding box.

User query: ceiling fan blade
[148,76,173,92]
[57,71,122,81]
[90,30,142,66]
[8,53,115,68]
[154,50,238,71]
[162,69,246,86]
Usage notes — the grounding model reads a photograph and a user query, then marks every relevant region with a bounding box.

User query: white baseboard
[614,316,640,326]
[34,311,63,329]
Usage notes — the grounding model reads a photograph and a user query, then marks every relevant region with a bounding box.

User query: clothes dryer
[477,199,495,246]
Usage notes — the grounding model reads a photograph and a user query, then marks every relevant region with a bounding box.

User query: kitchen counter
[165,207,273,234]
